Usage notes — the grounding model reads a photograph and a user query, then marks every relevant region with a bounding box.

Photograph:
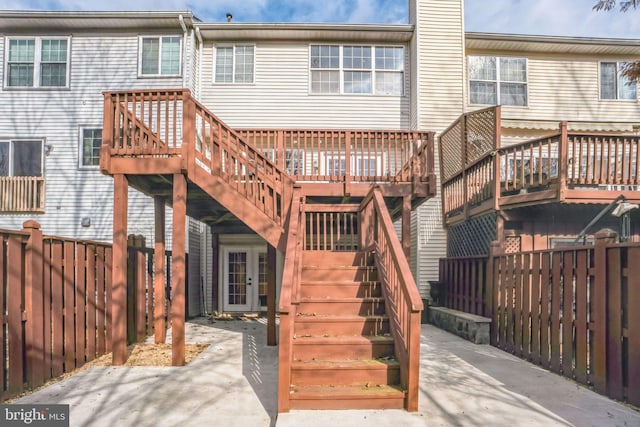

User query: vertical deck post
[402,194,411,260]
[172,173,187,366]
[558,121,568,201]
[267,244,277,346]
[493,107,502,211]
[154,196,166,344]
[112,174,128,365]
[24,220,44,388]
[592,228,616,394]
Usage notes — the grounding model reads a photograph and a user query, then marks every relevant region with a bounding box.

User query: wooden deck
[441,107,640,226]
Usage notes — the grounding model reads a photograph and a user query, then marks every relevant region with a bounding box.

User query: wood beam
[171,173,187,366]
[267,244,277,346]
[112,174,128,365]
[154,196,166,344]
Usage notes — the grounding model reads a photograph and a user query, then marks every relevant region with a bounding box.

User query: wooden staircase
[289,251,405,410]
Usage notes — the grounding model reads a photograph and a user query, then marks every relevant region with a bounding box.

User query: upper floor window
[310,45,404,95]
[0,140,43,177]
[600,62,637,100]
[469,56,527,106]
[6,37,69,88]
[140,36,181,77]
[214,45,255,83]
[79,128,102,168]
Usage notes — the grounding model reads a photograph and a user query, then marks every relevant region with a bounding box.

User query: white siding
[0,32,183,247]
[412,0,465,294]
[465,50,640,125]
[198,41,410,129]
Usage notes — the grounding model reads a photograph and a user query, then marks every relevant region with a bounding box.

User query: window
[80,128,102,168]
[214,45,255,83]
[140,36,181,76]
[310,45,404,95]
[0,140,43,176]
[6,37,69,88]
[600,62,637,100]
[469,56,527,106]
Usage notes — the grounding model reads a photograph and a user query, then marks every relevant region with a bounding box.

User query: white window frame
[309,44,405,96]
[213,44,256,84]
[599,61,637,101]
[0,139,44,177]
[468,55,528,106]
[4,36,70,89]
[78,127,103,169]
[138,35,183,78]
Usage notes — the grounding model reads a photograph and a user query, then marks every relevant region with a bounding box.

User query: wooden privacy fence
[438,232,640,406]
[0,222,162,401]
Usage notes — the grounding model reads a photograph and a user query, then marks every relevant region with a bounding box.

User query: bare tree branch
[593,0,640,11]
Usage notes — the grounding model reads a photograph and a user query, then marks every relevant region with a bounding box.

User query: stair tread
[290,384,404,399]
[295,314,388,321]
[299,297,384,302]
[293,335,394,343]
[292,359,399,369]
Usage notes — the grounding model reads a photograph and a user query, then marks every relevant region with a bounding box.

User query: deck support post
[154,196,166,344]
[112,174,128,365]
[402,194,411,260]
[267,244,277,346]
[172,173,187,366]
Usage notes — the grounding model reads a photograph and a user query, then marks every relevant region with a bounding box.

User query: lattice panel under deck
[447,212,498,257]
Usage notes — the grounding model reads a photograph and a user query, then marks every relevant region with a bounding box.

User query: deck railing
[440,107,640,222]
[360,187,423,411]
[0,176,45,213]
[438,232,640,407]
[277,187,304,412]
[237,129,435,187]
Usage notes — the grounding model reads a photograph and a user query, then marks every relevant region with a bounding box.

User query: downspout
[178,14,189,89]
[195,27,203,98]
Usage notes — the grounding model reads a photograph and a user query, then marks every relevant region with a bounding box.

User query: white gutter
[195,27,203,98]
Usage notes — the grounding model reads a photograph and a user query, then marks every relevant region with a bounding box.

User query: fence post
[592,228,617,395]
[487,241,501,345]
[23,220,44,388]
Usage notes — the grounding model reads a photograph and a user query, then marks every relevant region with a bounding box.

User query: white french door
[222,246,267,312]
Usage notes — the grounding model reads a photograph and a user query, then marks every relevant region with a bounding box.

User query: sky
[1,0,640,39]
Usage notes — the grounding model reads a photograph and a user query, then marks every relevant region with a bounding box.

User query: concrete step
[289,384,405,410]
[294,314,390,336]
[291,359,400,386]
[292,335,395,360]
[299,280,381,298]
[302,266,378,282]
[297,297,385,316]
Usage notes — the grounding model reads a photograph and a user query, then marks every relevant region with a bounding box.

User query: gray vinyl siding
[0,32,184,245]
[198,41,410,129]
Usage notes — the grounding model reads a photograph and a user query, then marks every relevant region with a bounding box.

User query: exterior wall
[198,40,410,129]
[411,0,466,296]
[0,32,185,242]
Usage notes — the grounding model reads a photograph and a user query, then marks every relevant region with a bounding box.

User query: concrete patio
[14,318,640,426]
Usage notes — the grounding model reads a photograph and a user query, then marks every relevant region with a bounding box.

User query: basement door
[222,246,268,312]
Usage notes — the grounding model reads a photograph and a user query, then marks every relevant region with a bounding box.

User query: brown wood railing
[0,176,45,213]
[278,187,304,412]
[441,108,640,222]
[304,204,360,251]
[360,187,423,411]
[237,129,435,187]
[438,231,640,407]
[0,222,164,402]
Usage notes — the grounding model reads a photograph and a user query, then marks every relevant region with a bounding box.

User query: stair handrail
[359,186,423,411]
[183,94,296,226]
[277,186,304,412]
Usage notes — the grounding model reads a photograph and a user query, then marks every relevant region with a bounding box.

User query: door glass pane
[228,252,247,305]
[258,252,268,307]
[13,141,42,176]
